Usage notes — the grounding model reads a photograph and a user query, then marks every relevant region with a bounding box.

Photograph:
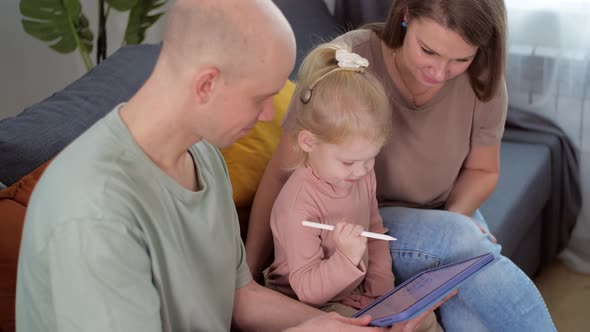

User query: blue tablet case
[353,252,495,327]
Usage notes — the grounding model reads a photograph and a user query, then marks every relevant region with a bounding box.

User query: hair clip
[335,49,369,69]
[300,88,313,104]
[300,50,369,104]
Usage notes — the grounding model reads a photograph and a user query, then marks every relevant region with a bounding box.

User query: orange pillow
[0,159,52,332]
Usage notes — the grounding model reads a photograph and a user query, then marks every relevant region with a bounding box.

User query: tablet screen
[362,255,485,320]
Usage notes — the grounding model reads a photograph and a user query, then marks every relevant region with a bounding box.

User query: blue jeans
[380,206,556,332]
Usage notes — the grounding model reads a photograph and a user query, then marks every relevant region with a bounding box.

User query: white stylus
[301,220,397,241]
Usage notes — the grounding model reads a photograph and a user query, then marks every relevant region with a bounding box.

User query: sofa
[0,0,568,331]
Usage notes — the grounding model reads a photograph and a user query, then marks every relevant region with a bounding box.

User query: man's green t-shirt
[16,106,252,331]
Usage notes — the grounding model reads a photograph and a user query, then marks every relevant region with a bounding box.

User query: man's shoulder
[25,157,142,240]
[25,123,149,237]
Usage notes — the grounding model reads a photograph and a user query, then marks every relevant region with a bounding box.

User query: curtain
[505,0,590,274]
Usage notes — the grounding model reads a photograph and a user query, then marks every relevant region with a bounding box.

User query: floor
[533,258,590,332]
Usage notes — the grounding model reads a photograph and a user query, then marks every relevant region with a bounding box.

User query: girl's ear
[298,130,316,153]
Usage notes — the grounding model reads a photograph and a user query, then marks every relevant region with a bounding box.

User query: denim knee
[433,212,502,264]
[380,207,502,266]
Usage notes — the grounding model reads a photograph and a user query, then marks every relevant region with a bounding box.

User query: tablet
[353,252,495,327]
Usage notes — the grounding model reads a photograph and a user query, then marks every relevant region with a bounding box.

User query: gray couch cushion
[481,141,551,257]
[0,44,161,186]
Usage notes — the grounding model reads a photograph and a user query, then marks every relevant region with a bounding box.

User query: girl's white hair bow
[299,49,369,104]
[335,49,369,70]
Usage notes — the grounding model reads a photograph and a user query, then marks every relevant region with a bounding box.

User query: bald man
[15,0,446,331]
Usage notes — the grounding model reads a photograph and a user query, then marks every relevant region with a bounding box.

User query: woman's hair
[290,42,392,163]
[364,0,507,102]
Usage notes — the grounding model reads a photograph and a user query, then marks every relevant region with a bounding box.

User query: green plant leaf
[20,0,94,55]
[106,0,138,12]
[124,0,167,45]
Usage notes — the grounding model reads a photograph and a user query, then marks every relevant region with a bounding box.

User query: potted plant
[19,0,168,71]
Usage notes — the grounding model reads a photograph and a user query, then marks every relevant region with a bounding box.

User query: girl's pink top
[267,165,394,309]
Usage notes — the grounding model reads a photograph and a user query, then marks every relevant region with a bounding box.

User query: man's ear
[298,130,316,153]
[193,67,220,104]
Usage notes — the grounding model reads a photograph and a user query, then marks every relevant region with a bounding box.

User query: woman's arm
[246,132,298,281]
[445,81,507,217]
[444,143,500,216]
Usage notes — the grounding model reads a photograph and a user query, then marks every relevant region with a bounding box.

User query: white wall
[0,0,171,119]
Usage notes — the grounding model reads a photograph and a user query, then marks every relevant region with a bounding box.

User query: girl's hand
[332,221,367,266]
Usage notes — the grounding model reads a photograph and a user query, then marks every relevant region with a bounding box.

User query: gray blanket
[503,107,582,265]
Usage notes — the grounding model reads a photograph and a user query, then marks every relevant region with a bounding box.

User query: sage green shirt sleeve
[46,221,161,332]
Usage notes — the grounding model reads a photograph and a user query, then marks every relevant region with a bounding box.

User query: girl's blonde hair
[290,42,392,163]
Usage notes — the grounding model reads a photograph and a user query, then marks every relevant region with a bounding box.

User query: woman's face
[400,17,478,88]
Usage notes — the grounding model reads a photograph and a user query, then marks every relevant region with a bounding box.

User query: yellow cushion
[221,80,295,208]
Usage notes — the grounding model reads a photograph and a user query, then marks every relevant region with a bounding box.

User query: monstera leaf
[19,0,168,71]
[20,0,94,69]
[124,0,167,45]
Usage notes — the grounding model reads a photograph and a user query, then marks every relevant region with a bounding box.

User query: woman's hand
[467,217,497,243]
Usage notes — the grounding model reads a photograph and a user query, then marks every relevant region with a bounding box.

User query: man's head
[157,0,296,147]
